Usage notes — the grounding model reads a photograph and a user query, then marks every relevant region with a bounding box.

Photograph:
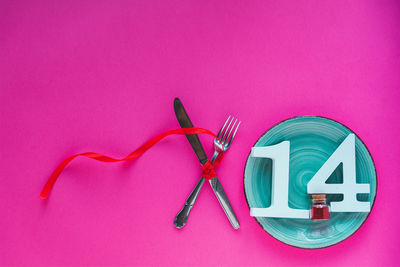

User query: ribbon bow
[201,160,218,180]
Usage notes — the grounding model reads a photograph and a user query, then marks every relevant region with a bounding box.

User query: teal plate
[244,116,377,249]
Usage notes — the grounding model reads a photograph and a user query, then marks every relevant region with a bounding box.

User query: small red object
[201,160,217,180]
[310,194,330,220]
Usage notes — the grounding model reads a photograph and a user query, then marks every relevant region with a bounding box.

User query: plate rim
[243,115,378,249]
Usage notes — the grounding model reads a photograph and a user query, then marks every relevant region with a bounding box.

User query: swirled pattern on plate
[244,116,377,249]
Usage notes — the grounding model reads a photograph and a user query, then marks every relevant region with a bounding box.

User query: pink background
[1,0,399,266]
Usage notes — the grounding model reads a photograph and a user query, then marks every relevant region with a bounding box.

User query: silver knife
[173,97,240,229]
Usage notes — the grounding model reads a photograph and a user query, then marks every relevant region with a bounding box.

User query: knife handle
[174,177,206,228]
[209,177,240,229]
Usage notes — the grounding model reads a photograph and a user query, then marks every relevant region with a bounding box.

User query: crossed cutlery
[173,98,241,229]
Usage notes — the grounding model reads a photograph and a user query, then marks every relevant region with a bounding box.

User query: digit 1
[250,141,309,219]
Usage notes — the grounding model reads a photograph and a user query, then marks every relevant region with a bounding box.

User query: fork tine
[217,116,231,139]
[221,116,234,142]
[224,118,238,144]
[227,120,241,147]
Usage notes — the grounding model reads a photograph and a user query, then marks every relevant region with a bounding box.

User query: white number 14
[250,134,370,219]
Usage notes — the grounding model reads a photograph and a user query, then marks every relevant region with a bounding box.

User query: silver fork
[210,116,241,163]
[174,116,241,228]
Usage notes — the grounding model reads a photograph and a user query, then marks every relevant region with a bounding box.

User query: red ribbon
[40,127,223,199]
[201,160,218,180]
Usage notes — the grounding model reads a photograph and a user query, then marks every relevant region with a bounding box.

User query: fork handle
[174,152,220,229]
[174,177,206,228]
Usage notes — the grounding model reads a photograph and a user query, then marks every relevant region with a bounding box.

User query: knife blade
[173,98,208,165]
[173,97,240,229]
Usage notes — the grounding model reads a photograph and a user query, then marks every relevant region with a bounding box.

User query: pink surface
[1,0,399,266]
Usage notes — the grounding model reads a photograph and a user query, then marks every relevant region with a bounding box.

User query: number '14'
[250,134,370,219]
